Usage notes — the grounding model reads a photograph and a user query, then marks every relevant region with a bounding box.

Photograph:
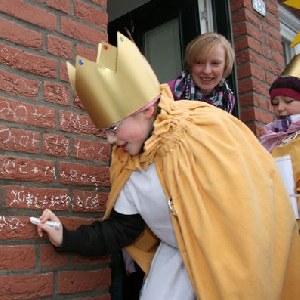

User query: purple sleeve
[168,80,175,94]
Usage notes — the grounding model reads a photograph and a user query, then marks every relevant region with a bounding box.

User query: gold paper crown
[282,53,300,79]
[67,32,160,128]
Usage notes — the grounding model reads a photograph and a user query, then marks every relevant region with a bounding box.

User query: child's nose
[277,102,286,112]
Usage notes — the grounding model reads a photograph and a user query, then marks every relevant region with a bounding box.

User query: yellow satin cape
[104,84,300,299]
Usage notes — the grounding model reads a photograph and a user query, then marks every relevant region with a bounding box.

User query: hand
[37,209,63,247]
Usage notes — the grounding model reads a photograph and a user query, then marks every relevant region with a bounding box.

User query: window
[279,4,300,64]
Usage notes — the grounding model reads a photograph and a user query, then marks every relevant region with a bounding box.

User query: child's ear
[144,106,155,120]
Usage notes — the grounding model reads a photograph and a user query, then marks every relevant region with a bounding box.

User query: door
[108,0,201,83]
[108,0,239,117]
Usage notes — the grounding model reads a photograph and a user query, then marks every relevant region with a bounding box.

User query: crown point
[78,59,84,65]
[120,36,124,42]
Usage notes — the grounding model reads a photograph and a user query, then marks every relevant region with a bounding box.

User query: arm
[57,209,146,256]
[37,208,145,257]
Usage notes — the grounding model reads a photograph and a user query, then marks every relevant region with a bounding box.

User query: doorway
[108,0,201,83]
[108,0,239,116]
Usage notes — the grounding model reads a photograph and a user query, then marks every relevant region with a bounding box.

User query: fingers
[36,209,63,247]
[37,225,44,237]
[39,209,60,223]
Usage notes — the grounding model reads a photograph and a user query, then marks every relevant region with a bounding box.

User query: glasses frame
[102,119,123,136]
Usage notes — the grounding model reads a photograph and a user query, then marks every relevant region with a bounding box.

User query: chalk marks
[0,216,26,231]
[8,187,70,210]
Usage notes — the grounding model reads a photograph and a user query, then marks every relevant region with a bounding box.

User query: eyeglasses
[102,120,123,136]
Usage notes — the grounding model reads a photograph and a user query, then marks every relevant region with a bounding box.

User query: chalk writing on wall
[0,100,54,127]
[9,190,71,209]
[75,194,102,210]
[0,216,26,231]
[0,127,39,150]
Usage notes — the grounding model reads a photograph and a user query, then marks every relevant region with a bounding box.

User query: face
[190,44,226,94]
[271,96,300,118]
[105,107,155,156]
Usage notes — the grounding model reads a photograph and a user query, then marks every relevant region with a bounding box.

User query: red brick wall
[0,0,111,298]
[231,0,285,136]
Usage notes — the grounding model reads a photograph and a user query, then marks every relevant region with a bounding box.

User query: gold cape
[104,84,300,299]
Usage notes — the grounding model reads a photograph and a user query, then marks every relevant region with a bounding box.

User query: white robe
[114,163,196,300]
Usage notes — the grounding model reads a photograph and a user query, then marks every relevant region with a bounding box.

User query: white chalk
[30,216,61,230]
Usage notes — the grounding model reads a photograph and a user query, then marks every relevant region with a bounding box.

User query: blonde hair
[184,32,235,79]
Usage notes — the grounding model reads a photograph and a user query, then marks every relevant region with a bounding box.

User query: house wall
[0,0,296,298]
[0,0,111,299]
[231,0,285,136]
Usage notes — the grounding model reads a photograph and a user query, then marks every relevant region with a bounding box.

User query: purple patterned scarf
[260,115,300,152]
[168,71,235,114]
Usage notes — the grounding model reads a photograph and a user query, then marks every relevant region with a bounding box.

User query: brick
[265,13,280,29]
[240,108,255,123]
[268,61,284,77]
[246,122,264,136]
[60,60,69,82]
[0,274,53,299]
[61,16,107,45]
[47,35,73,59]
[232,22,247,38]
[252,78,269,96]
[266,71,278,86]
[47,0,71,13]
[58,269,110,294]
[0,125,40,153]
[268,37,284,52]
[59,162,110,186]
[237,77,254,94]
[44,81,71,105]
[73,190,108,212]
[241,107,274,124]
[248,50,272,70]
[0,70,39,98]
[267,0,279,16]
[231,7,257,24]
[263,23,282,40]
[0,216,37,240]
[0,156,55,183]
[230,0,246,12]
[234,35,263,54]
[239,92,271,111]
[234,35,249,52]
[59,110,97,135]
[76,44,98,61]
[73,139,111,161]
[90,0,107,8]
[6,185,70,210]
[74,94,86,109]
[261,44,272,60]
[235,49,251,65]
[40,244,68,268]
[0,18,42,49]
[270,53,284,68]
[75,0,108,26]
[0,97,55,128]
[0,245,35,270]
[237,62,266,81]
[0,0,56,30]
[43,133,70,157]
[0,43,56,78]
